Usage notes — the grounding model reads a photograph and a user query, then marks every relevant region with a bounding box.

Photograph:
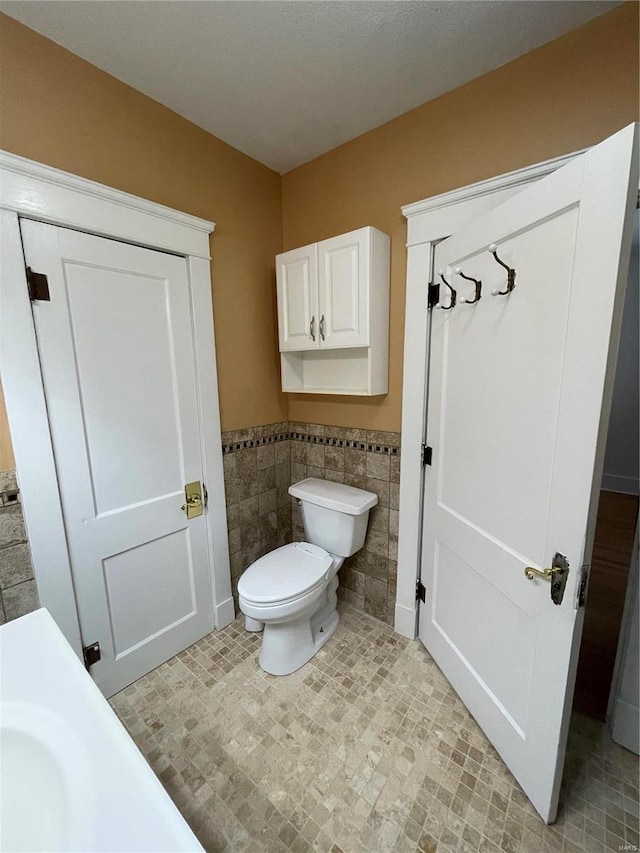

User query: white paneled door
[22,220,215,697]
[419,125,638,822]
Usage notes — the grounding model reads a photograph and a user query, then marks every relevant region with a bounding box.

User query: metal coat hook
[489,244,516,296]
[435,271,456,310]
[455,267,482,304]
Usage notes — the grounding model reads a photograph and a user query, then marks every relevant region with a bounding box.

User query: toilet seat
[238,542,333,606]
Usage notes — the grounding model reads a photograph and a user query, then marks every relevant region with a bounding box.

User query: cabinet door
[318,228,369,348]
[276,243,319,351]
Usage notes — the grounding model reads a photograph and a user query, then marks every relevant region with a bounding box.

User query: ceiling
[1,1,623,174]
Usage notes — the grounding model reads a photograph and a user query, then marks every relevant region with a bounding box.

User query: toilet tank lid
[289,478,378,515]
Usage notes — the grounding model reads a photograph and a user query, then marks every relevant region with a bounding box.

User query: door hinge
[427,282,439,310]
[422,444,432,466]
[416,580,426,603]
[26,267,51,301]
[0,487,19,508]
[577,563,590,608]
[83,641,101,670]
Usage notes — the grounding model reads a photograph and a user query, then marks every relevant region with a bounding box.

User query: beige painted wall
[282,2,640,432]
[0,12,287,471]
[1,6,638,469]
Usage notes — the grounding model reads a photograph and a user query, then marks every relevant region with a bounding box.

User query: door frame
[394,147,593,638]
[607,512,639,750]
[0,150,235,659]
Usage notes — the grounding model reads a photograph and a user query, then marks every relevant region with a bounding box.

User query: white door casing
[419,124,638,822]
[318,229,369,349]
[21,220,216,697]
[0,150,234,664]
[276,243,319,351]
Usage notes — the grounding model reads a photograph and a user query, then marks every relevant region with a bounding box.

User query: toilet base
[259,606,339,676]
[244,615,264,633]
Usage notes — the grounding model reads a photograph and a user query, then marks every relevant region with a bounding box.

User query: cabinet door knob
[310,315,316,341]
[319,314,325,341]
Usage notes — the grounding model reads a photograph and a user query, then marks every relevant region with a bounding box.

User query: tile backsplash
[222,421,400,626]
[0,471,39,623]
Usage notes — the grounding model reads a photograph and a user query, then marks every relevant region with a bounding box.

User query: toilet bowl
[238,478,377,676]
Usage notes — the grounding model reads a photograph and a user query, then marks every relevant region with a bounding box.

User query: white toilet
[237,478,377,675]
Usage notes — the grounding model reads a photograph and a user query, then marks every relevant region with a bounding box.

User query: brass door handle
[181,481,203,518]
[524,552,569,606]
[524,566,553,580]
[181,495,201,511]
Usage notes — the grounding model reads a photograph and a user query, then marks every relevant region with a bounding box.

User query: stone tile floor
[110,604,639,853]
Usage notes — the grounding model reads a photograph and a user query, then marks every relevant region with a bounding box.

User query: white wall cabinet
[276,226,389,395]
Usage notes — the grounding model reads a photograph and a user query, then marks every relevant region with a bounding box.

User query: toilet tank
[289,478,378,557]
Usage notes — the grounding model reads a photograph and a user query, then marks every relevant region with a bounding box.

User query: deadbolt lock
[181,481,203,519]
[524,552,569,606]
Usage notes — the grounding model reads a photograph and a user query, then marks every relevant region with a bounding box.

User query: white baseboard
[611,698,640,756]
[601,474,639,495]
[214,596,236,630]
[394,602,418,639]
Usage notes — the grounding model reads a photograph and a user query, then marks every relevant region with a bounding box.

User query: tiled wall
[222,422,292,606]
[2,421,401,631]
[288,422,400,626]
[222,421,400,626]
[0,471,39,624]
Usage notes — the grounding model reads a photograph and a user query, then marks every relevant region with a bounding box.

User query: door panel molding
[0,151,233,661]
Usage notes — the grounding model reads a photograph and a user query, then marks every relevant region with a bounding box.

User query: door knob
[181,481,203,519]
[181,494,201,511]
[524,552,569,605]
